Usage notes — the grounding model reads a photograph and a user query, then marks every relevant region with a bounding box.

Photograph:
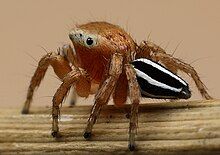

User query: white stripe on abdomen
[134,68,182,92]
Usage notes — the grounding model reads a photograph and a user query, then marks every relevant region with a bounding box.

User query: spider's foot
[22,100,31,114]
[125,113,130,119]
[128,144,136,151]
[51,131,62,138]
[21,108,29,114]
[204,93,213,100]
[83,132,92,140]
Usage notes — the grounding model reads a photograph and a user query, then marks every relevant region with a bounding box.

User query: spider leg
[51,67,84,137]
[22,52,72,114]
[61,45,79,106]
[125,64,141,151]
[112,72,128,107]
[83,53,123,139]
[137,41,213,100]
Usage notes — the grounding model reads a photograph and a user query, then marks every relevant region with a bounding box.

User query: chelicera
[22,21,212,151]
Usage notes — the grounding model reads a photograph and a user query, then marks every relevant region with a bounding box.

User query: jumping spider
[22,21,212,151]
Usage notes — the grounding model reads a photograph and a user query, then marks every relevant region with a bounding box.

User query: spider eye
[86,37,94,46]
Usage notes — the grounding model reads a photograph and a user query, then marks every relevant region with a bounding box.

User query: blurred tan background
[0,0,219,108]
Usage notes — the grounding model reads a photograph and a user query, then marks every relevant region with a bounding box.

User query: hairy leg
[112,72,128,107]
[22,52,72,114]
[137,41,212,100]
[125,64,141,151]
[51,68,85,137]
[84,53,123,139]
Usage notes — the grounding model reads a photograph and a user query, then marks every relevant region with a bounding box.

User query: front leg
[125,64,141,151]
[51,68,84,137]
[137,41,213,100]
[84,53,123,139]
[22,52,72,114]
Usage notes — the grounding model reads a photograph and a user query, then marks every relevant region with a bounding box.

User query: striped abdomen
[132,58,191,99]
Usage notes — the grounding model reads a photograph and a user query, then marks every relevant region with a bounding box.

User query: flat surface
[0,100,220,154]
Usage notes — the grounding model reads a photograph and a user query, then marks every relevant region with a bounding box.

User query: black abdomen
[132,58,191,99]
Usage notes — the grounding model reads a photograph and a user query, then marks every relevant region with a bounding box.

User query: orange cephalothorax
[69,21,136,84]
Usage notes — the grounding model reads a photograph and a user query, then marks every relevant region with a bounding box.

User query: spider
[22,21,212,151]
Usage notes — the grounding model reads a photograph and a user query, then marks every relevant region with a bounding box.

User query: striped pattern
[132,58,191,99]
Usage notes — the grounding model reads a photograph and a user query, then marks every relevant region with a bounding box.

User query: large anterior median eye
[86,37,94,46]
[84,35,97,48]
[132,58,191,100]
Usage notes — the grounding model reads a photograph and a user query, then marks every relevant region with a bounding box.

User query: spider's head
[69,28,99,50]
[68,23,113,57]
[69,22,136,56]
